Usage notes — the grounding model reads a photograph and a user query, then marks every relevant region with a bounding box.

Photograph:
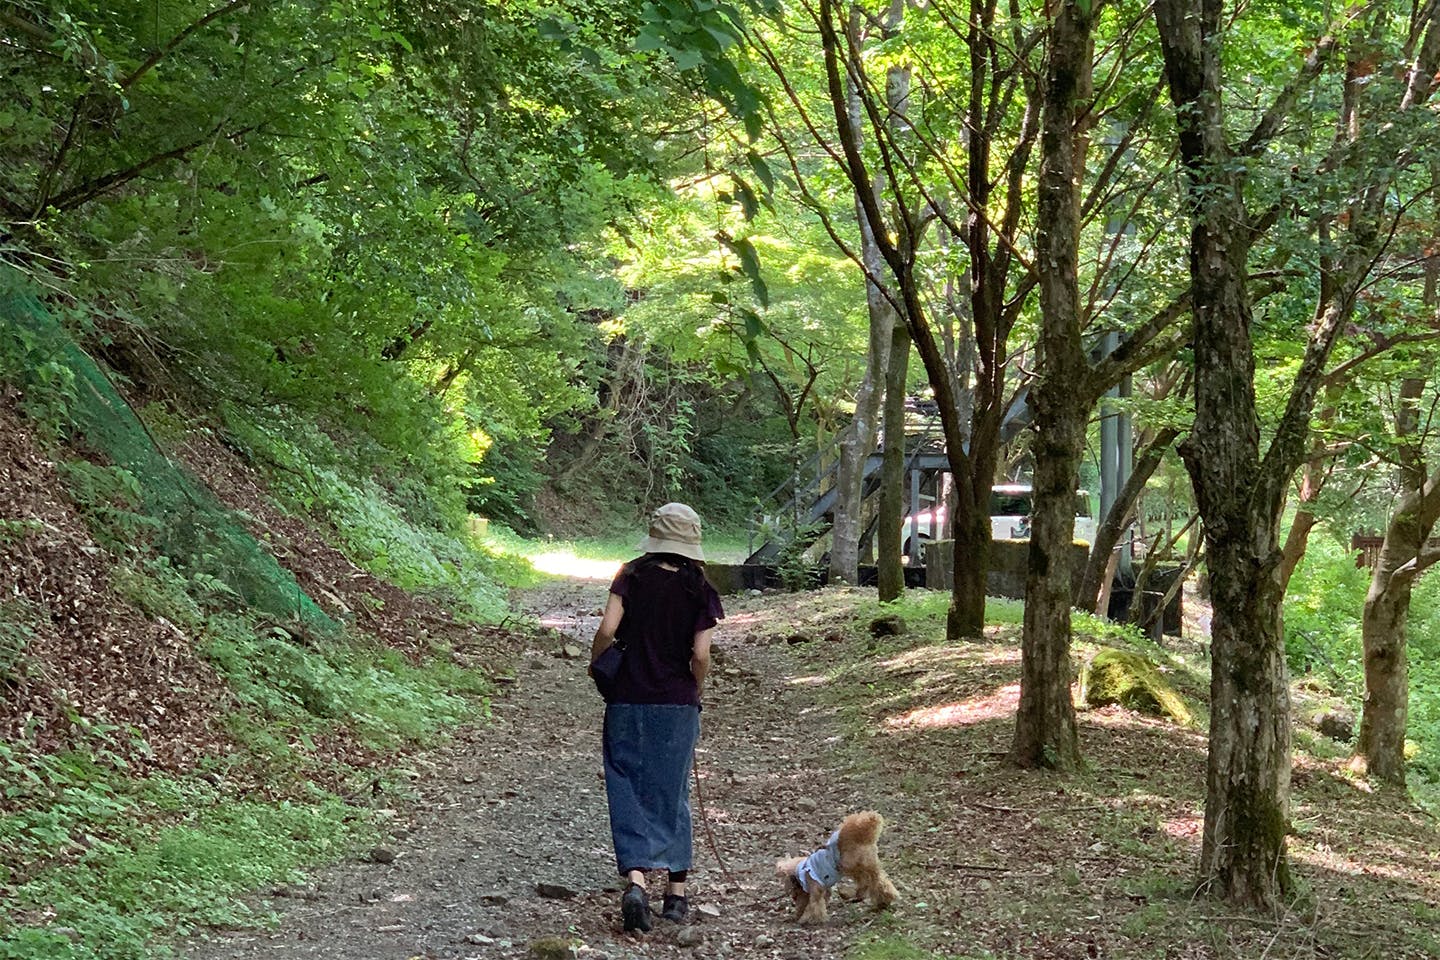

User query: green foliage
[1402,572,1440,783]
[201,612,488,748]
[1285,528,1440,786]
[467,441,546,534]
[0,754,369,960]
[1072,610,1150,648]
[55,462,162,554]
[770,520,826,591]
[224,414,524,621]
[0,285,75,433]
[849,938,979,960]
[1283,534,1369,697]
[0,537,491,958]
[0,0,700,555]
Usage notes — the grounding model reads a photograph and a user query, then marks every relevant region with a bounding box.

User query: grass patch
[203,616,490,748]
[0,761,371,960]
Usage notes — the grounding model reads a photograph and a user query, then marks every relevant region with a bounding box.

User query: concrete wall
[705,563,774,595]
[925,538,1088,599]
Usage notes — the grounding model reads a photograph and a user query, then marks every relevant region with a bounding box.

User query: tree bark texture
[1358,532,1419,784]
[877,322,912,601]
[1011,0,1095,771]
[1199,534,1294,905]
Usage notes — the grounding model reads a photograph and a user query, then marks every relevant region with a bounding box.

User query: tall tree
[1012,0,1191,769]
[749,0,1047,634]
[1016,0,1101,770]
[1357,374,1440,784]
[1152,0,1438,908]
[831,1,910,587]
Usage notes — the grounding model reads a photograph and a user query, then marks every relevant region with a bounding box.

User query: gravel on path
[184,580,877,960]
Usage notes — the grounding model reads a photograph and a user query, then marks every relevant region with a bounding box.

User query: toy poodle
[775,810,897,924]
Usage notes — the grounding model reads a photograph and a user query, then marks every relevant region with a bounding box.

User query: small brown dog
[775,810,897,924]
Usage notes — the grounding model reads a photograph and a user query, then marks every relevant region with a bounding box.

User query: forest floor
[182,576,1440,960]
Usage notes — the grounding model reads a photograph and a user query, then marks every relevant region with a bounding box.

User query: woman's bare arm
[691,628,714,690]
[591,593,625,665]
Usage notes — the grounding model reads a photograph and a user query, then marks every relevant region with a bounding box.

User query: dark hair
[629,552,708,600]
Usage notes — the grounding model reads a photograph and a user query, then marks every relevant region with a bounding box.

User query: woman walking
[590,502,723,931]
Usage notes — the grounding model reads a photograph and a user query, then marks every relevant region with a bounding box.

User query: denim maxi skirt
[603,703,700,874]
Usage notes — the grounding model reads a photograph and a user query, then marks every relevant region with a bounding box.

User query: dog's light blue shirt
[795,829,842,892]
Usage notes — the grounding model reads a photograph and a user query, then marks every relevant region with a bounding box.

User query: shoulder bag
[590,641,626,700]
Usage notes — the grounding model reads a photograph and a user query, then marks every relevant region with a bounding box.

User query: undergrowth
[222,412,533,620]
[0,543,491,959]
[1287,532,1440,788]
[849,937,980,960]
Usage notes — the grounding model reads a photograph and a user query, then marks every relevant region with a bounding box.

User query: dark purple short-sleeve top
[608,558,725,707]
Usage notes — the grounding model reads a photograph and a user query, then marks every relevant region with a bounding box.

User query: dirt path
[185,578,876,960]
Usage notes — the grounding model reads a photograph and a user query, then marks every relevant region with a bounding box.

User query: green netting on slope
[1,273,337,637]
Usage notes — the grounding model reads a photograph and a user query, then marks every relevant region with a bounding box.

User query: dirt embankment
[0,397,503,778]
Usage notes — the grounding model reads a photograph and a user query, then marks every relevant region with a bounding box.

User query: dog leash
[691,748,734,881]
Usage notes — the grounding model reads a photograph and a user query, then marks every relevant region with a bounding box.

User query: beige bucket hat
[638,502,705,562]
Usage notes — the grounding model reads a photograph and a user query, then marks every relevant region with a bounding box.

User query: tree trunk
[1358,376,1438,784]
[1076,426,1179,613]
[943,0,1038,640]
[828,170,894,584]
[1358,546,1417,784]
[1013,385,1086,768]
[878,322,911,600]
[1011,0,1095,771]
[1155,0,1295,909]
[829,11,908,586]
[1199,533,1294,906]
[947,486,990,638]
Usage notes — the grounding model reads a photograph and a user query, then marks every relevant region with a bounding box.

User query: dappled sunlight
[526,551,623,580]
[879,642,1019,673]
[724,609,766,629]
[788,673,832,687]
[1160,814,1202,841]
[884,683,1020,730]
[1287,833,1437,883]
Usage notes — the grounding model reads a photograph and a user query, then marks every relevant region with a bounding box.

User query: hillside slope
[0,390,521,959]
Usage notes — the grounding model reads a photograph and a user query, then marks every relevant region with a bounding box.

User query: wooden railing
[1349,533,1440,569]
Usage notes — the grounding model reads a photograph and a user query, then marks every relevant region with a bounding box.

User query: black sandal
[661,893,688,923]
[621,882,651,932]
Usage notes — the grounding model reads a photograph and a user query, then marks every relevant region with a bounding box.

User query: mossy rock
[528,935,580,960]
[1080,647,1192,725]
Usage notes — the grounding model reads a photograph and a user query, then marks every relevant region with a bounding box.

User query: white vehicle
[902,484,1097,553]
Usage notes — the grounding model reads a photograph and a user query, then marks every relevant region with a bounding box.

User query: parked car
[901,484,1097,554]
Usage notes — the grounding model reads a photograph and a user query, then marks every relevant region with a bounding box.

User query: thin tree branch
[120,0,252,91]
